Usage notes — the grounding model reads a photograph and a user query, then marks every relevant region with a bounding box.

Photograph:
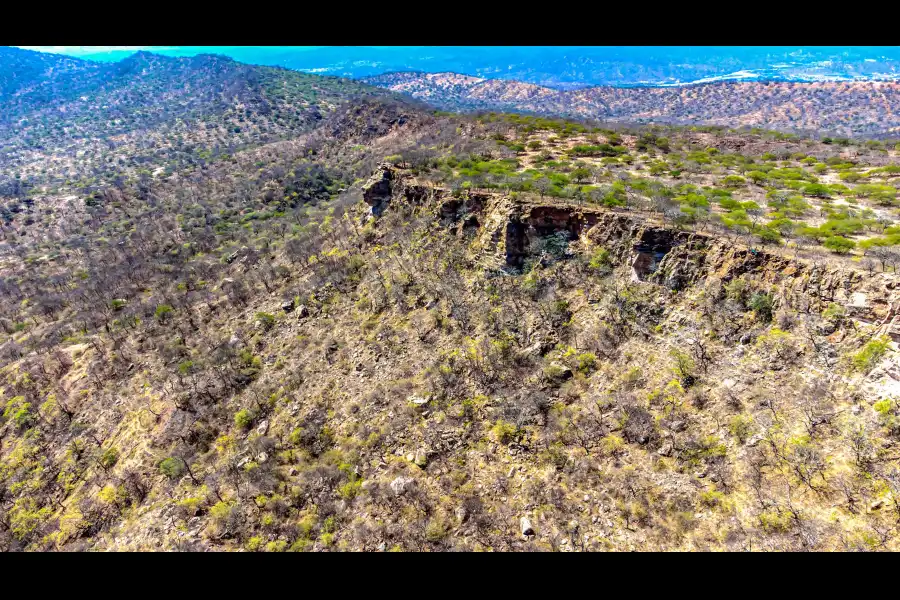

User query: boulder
[849,292,868,310]
[455,505,468,523]
[408,395,429,407]
[547,362,573,381]
[520,516,535,536]
[281,299,295,313]
[390,476,415,497]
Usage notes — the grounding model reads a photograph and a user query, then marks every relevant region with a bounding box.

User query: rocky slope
[365,72,900,139]
[3,156,900,551]
[3,76,900,551]
[0,47,395,191]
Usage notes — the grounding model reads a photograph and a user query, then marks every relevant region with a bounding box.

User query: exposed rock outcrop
[374,165,900,336]
[362,163,394,217]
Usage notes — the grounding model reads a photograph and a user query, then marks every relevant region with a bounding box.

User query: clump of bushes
[159,457,185,479]
[490,419,520,444]
[234,409,255,429]
[824,236,856,254]
[851,336,890,373]
[155,304,174,322]
[255,312,276,331]
[748,292,774,322]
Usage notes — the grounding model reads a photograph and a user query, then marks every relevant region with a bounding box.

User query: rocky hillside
[4,152,900,550]
[3,68,900,552]
[365,72,900,139]
[0,47,395,190]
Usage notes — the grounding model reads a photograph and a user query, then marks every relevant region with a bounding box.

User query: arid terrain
[366,72,900,139]
[2,48,900,552]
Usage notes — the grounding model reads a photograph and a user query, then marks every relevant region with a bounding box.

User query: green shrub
[576,352,598,375]
[425,514,451,542]
[724,277,748,303]
[155,304,174,322]
[246,536,263,552]
[759,509,793,532]
[802,183,831,198]
[588,247,612,272]
[748,292,774,322]
[98,447,119,470]
[851,336,890,373]
[823,302,847,321]
[234,409,254,429]
[9,497,52,541]
[338,479,362,500]
[757,227,782,245]
[874,399,893,417]
[159,457,185,479]
[177,360,194,376]
[601,434,625,456]
[210,501,238,534]
[255,312,276,331]
[490,419,519,444]
[669,348,696,387]
[728,414,754,443]
[699,489,727,508]
[3,396,34,430]
[824,236,856,254]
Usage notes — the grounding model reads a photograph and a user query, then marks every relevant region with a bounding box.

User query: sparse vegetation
[1,47,899,553]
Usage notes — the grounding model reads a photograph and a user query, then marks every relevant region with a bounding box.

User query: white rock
[849,292,868,309]
[520,517,535,536]
[390,476,415,496]
[456,506,468,523]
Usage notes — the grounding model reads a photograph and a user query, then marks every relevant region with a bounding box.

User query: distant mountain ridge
[0,46,400,189]
[6,46,900,142]
[23,46,900,89]
[364,71,900,139]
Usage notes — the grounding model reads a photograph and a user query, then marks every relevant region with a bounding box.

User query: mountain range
[7,46,900,140]
[20,46,900,89]
[363,71,900,139]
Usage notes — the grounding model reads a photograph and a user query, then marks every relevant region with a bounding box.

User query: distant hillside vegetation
[365,71,900,139]
[0,47,395,185]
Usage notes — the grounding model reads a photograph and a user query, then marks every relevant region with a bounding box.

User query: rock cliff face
[372,165,900,339]
[361,163,395,217]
